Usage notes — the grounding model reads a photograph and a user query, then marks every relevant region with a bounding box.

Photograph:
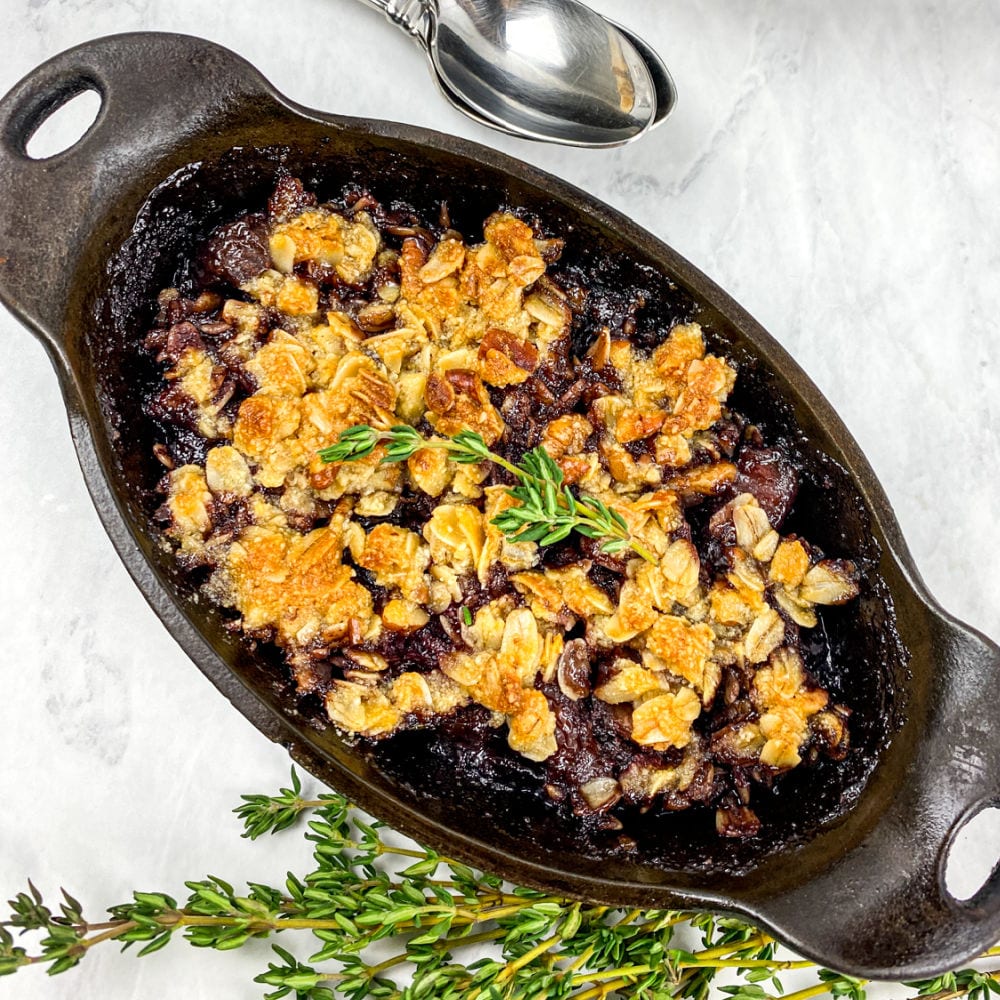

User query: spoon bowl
[431,14,677,141]
[609,18,676,126]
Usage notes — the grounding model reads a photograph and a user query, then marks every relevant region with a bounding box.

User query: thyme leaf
[318,424,657,563]
[2,770,998,997]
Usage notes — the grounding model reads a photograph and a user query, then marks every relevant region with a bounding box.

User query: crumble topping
[147,175,860,836]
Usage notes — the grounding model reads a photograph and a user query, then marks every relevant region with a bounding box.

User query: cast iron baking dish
[1,32,998,979]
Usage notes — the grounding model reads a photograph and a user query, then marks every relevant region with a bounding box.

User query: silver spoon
[608,19,676,128]
[355,0,669,147]
[433,18,676,140]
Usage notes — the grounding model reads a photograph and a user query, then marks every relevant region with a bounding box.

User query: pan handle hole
[945,804,1000,902]
[25,87,101,160]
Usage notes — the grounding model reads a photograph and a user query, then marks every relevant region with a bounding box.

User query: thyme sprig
[318,424,657,562]
[3,770,999,999]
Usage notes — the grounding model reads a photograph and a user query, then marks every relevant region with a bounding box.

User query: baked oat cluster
[147,176,859,837]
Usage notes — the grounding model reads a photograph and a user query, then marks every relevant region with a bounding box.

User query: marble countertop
[1,1,998,997]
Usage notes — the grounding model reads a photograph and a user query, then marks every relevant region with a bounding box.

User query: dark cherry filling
[145,177,857,842]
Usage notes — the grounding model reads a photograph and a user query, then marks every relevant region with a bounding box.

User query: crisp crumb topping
[149,179,861,834]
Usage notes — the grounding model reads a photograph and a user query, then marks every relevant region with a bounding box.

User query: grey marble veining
[1,2,998,996]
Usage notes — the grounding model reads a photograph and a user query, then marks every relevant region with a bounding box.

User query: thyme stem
[4,771,998,1000]
[918,971,1000,1000]
[783,983,865,1000]
[318,423,657,562]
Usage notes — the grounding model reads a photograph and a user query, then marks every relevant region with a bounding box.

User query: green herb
[460,606,473,626]
[318,424,657,563]
[3,770,998,998]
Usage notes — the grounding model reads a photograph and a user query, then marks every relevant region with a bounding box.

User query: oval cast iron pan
[0,33,998,979]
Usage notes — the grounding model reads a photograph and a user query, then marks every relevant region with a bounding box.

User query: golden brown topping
[772,586,818,628]
[799,561,860,605]
[164,346,233,439]
[671,356,736,432]
[451,608,548,739]
[356,524,429,601]
[512,564,614,623]
[423,503,485,575]
[743,607,786,664]
[424,372,455,413]
[382,599,431,633]
[630,490,683,532]
[325,682,400,737]
[480,213,547,291]
[523,284,571,341]
[636,539,701,611]
[555,454,598,487]
[270,208,379,284]
[654,432,692,469]
[498,608,544,685]
[364,327,427,374]
[389,672,434,712]
[425,370,505,445]
[483,212,538,261]
[758,708,810,768]
[478,327,540,386]
[709,581,757,627]
[600,436,661,490]
[477,492,537,582]
[732,495,772,552]
[645,615,715,690]
[398,238,429,300]
[663,462,738,498]
[651,322,705,379]
[308,447,402,499]
[631,688,701,750]
[593,660,663,704]
[440,650,487,688]
[600,579,660,643]
[407,446,454,497]
[510,571,567,623]
[550,565,616,617]
[165,465,213,554]
[419,238,466,283]
[728,549,767,594]
[396,372,428,424]
[769,539,810,587]
[228,524,374,646]
[247,333,314,396]
[615,407,667,444]
[204,446,253,498]
[540,414,594,458]
[233,395,301,478]
[275,276,320,317]
[508,689,557,762]
[324,666,469,740]
[343,650,389,673]
[539,631,565,684]
[451,461,489,500]
[152,184,861,814]
[753,648,830,768]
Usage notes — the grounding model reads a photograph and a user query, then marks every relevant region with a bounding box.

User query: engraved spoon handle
[353,0,432,42]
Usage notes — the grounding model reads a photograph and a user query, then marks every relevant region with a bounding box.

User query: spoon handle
[353,0,431,40]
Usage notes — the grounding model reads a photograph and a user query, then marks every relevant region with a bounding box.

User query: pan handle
[0,33,275,366]
[927,620,1000,911]
[754,617,1000,979]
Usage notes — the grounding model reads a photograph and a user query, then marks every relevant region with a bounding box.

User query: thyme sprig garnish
[318,424,657,563]
[4,771,999,998]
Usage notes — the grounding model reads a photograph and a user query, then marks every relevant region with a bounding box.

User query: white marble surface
[1,1,999,997]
